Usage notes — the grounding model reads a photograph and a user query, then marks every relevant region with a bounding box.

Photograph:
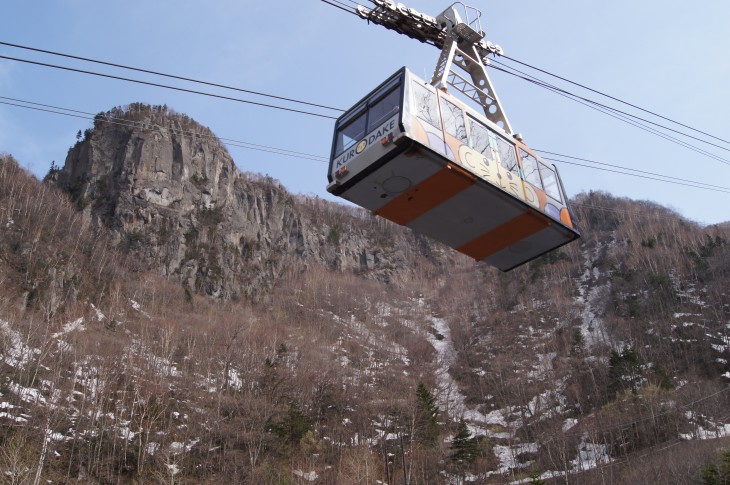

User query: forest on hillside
[2,144,730,484]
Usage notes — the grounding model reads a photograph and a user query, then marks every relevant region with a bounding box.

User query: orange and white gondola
[327,3,580,271]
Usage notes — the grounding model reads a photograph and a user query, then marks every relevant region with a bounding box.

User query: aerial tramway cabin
[326,67,580,271]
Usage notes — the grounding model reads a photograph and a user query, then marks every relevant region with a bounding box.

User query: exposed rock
[54,104,445,299]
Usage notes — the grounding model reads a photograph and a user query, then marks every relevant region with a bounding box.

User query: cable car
[327,2,580,271]
[326,67,579,271]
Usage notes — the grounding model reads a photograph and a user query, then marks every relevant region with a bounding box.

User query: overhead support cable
[544,156,730,194]
[0,55,338,120]
[0,41,344,112]
[535,149,730,192]
[3,94,726,193]
[2,96,725,225]
[490,64,730,167]
[500,54,730,147]
[319,0,360,16]
[491,59,730,155]
[0,97,328,162]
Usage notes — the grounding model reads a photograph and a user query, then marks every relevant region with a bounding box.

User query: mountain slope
[51,104,451,300]
[1,105,729,483]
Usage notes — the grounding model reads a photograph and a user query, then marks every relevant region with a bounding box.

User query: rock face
[54,104,443,299]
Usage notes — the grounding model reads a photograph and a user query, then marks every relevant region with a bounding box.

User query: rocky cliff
[52,104,446,299]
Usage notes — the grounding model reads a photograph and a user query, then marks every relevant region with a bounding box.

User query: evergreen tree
[607,346,644,397]
[528,470,546,485]
[702,450,730,485]
[570,328,585,356]
[415,382,440,444]
[44,160,59,181]
[267,399,311,446]
[450,418,478,464]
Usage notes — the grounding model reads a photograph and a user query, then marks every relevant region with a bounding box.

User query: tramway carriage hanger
[326,1,580,271]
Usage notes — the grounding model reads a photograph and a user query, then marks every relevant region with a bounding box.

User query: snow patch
[681,412,730,440]
[51,317,85,338]
[570,434,611,471]
[574,245,610,347]
[493,443,538,473]
[0,320,40,367]
[563,418,578,432]
[130,299,151,319]
[9,382,47,405]
[170,438,199,455]
[293,470,319,481]
[91,303,106,322]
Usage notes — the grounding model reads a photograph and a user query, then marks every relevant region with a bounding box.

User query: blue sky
[1,0,729,225]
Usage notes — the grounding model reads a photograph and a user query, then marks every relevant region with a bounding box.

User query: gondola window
[442,98,467,143]
[412,82,441,129]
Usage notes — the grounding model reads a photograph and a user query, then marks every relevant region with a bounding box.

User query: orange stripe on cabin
[560,207,574,228]
[375,163,475,225]
[457,212,551,261]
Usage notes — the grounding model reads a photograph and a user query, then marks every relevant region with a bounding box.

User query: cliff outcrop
[53,104,445,299]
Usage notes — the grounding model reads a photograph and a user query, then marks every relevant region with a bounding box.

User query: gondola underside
[333,138,579,271]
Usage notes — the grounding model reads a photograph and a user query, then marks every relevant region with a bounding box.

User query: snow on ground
[74,364,104,400]
[670,272,707,307]
[117,421,136,441]
[563,418,578,432]
[227,368,243,390]
[51,317,85,338]
[130,299,151,319]
[493,442,539,473]
[330,306,410,371]
[423,294,619,480]
[126,338,181,378]
[0,319,40,367]
[146,442,160,456]
[526,380,568,420]
[426,316,472,421]
[425,312,540,472]
[293,470,319,481]
[680,424,730,440]
[574,246,611,348]
[169,438,200,455]
[570,434,611,471]
[0,401,28,423]
[8,381,50,406]
[373,301,392,327]
[91,303,106,321]
[526,352,556,380]
[0,411,28,423]
[680,411,730,440]
[48,430,71,442]
[426,313,555,438]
